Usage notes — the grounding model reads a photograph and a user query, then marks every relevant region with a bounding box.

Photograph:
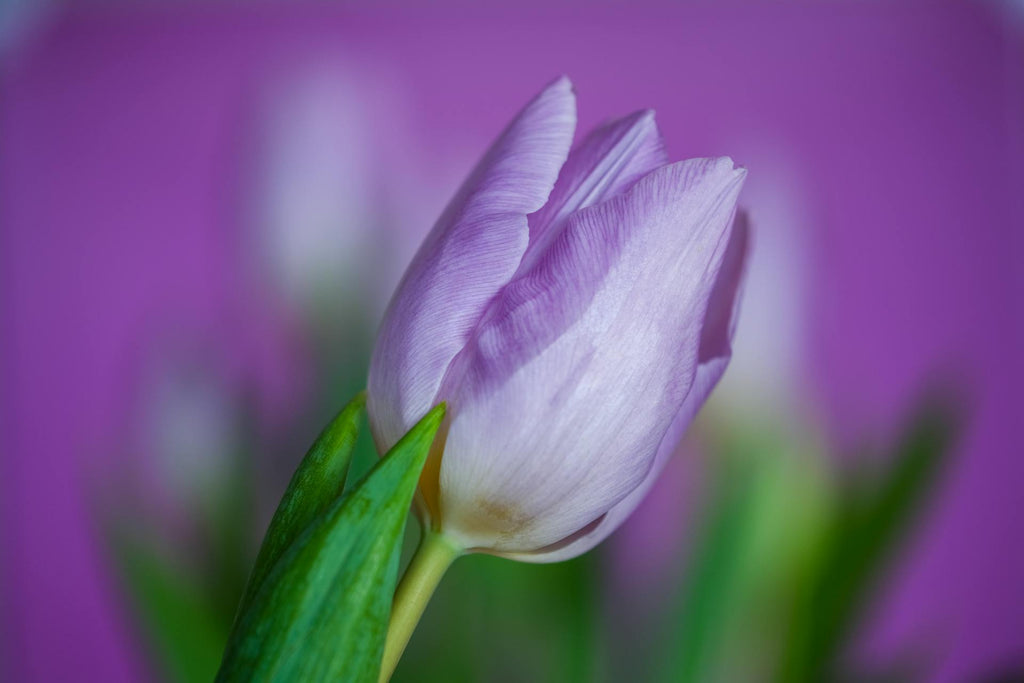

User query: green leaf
[235,392,366,614]
[216,401,446,683]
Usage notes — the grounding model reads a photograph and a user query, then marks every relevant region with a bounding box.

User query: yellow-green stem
[378,530,462,683]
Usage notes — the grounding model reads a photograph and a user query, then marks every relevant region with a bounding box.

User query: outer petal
[367,77,576,451]
[437,158,747,553]
[510,211,751,563]
[519,110,668,274]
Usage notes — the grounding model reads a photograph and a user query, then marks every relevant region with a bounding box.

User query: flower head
[368,76,748,562]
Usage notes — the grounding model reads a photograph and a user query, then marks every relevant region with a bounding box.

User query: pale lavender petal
[510,212,750,563]
[518,110,668,273]
[367,77,576,451]
[437,158,746,553]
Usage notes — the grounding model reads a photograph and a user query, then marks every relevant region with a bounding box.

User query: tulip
[370,75,749,680]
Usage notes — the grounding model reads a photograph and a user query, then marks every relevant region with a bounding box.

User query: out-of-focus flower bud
[368,77,749,561]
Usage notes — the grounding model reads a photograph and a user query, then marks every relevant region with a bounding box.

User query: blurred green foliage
[100,276,958,683]
[392,542,604,683]
[778,396,957,683]
[659,393,957,683]
[106,523,228,683]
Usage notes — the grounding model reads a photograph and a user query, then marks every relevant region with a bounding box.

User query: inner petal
[518,109,668,274]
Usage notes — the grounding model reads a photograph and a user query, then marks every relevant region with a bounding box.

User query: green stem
[378,530,462,683]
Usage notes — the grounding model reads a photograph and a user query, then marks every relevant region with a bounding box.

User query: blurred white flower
[142,347,238,500]
[248,61,439,325]
[253,65,378,309]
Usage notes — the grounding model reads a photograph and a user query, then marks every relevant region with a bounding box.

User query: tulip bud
[367,76,749,562]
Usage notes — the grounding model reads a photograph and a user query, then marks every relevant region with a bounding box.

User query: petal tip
[713,155,745,173]
[617,108,657,131]
[543,74,575,100]
[551,74,573,89]
[529,75,577,132]
[711,156,748,189]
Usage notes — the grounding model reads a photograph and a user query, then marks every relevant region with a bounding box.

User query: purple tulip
[367,76,749,562]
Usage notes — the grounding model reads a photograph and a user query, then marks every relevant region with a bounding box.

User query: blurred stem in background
[657,417,832,683]
[98,324,381,683]
[778,393,958,682]
[657,389,958,683]
[99,395,260,683]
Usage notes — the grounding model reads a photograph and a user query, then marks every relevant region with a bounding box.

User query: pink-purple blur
[1,3,1021,682]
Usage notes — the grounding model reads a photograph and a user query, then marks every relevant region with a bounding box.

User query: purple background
[2,3,1022,681]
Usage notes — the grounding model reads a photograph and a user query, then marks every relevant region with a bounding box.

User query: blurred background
[2,1,1022,681]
